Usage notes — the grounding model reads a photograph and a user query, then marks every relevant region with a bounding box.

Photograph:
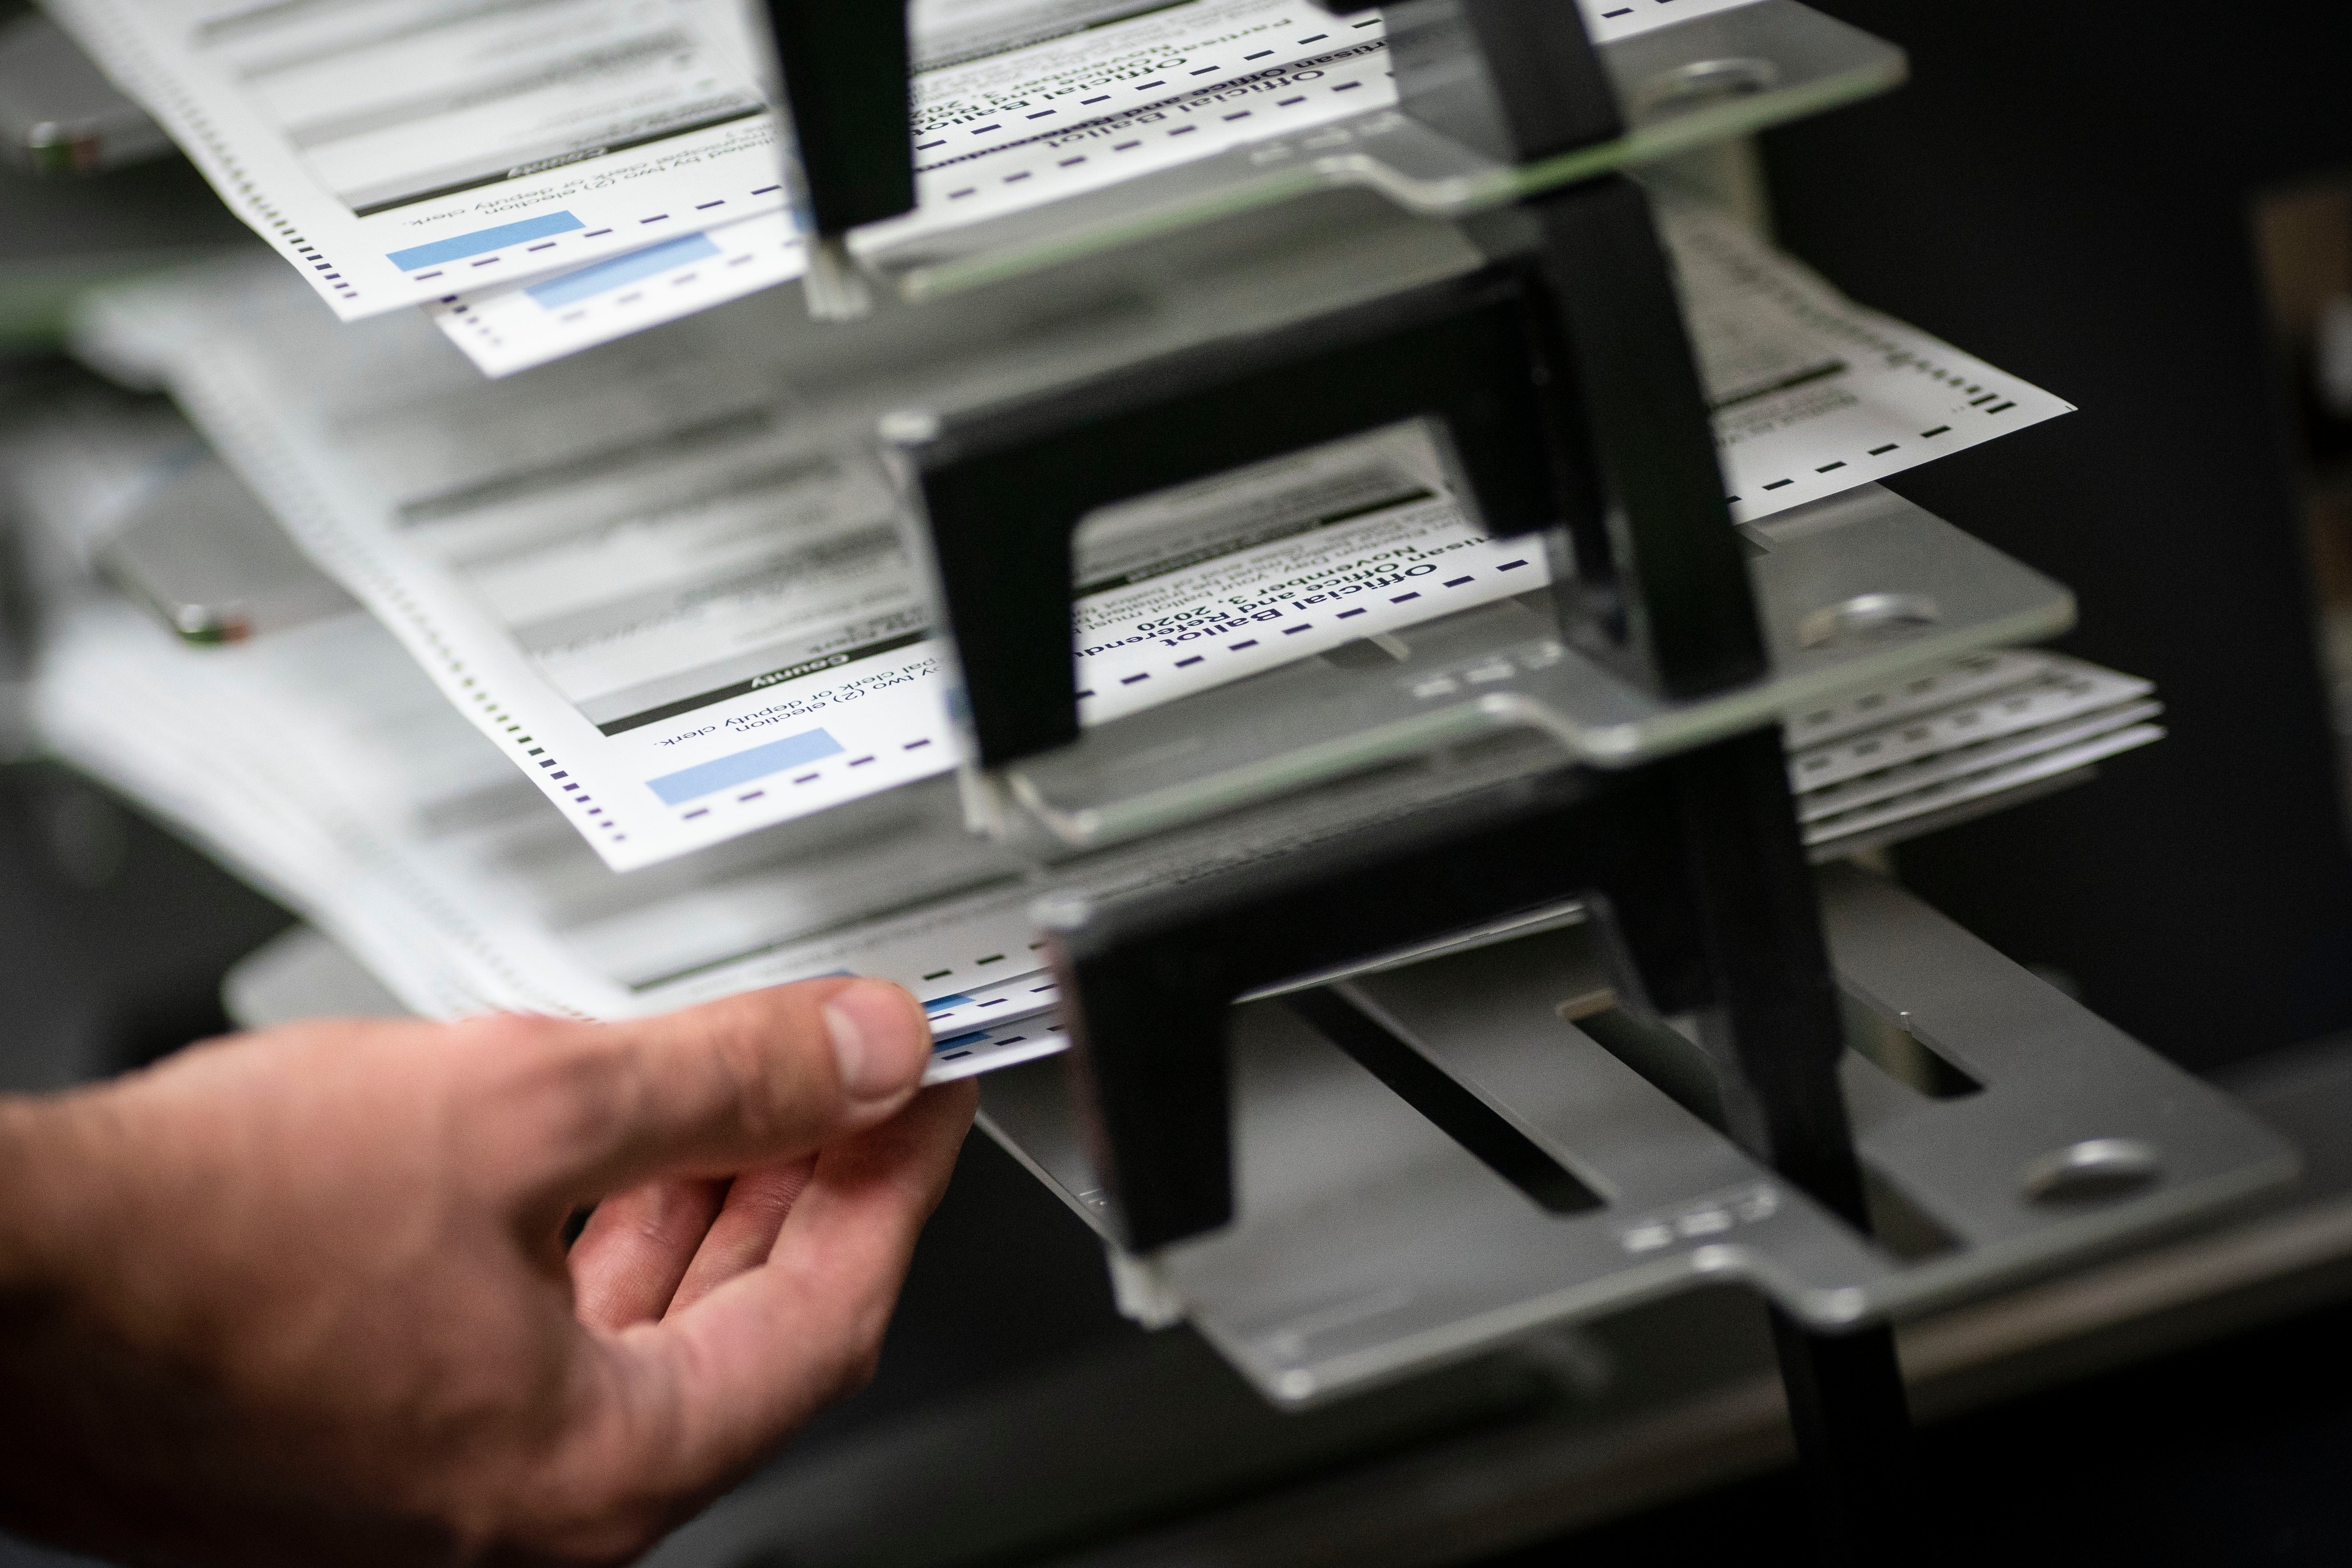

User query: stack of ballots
[16,0,2162,1077]
[38,0,1824,377]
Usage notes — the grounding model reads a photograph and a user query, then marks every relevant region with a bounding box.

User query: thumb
[483,977,933,1212]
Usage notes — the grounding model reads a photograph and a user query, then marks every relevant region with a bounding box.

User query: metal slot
[1841,991,1981,1100]
[1568,989,1968,1262]
[1287,988,1604,1216]
[1574,1003,1726,1130]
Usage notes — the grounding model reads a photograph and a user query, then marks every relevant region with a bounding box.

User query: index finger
[550,1083,977,1521]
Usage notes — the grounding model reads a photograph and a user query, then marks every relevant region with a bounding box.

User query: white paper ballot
[1066,430,1544,726]
[44,0,790,319]
[1666,202,2075,521]
[32,591,1069,1080]
[428,0,1789,376]
[434,207,804,376]
[864,0,1766,247]
[884,0,1396,238]
[426,0,1399,367]
[1788,660,2154,795]
[75,264,1521,867]
[43,0,1766,326]
[910,0,1176,70]
[11,397,2150,1070]
[1798,725,2164,850]
[428,2,1393,378]
[75,195,2070,870]
[29,580,2154,1074]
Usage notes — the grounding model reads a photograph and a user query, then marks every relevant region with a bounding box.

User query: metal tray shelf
[981,483,2074,851]
[977,867,2296,1405]
[860,0,1904,301]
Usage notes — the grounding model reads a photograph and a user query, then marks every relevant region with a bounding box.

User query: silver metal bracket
[977,866,2294,1405]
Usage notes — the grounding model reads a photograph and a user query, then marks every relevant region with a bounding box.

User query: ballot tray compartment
[976,865,2296,1405]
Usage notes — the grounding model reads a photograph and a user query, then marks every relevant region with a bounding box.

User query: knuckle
[821,1307,892,1402]
[677,992,829,1144]
[706,1022,783,1132]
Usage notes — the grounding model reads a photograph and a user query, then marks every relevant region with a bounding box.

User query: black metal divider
[905,266,1580,768]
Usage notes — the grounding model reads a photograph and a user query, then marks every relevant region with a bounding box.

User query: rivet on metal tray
[2021,1138,2162,1205]
[1795,591,1941,650]
[1621,1223,1675,1253]
[1634,56,1780,120]
[876,408,941,446]
[1326,634,1410,671]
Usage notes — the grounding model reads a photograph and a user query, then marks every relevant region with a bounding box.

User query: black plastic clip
[1048,728,1868,1253]
[901,264,1593,770]
[760,0,917,240]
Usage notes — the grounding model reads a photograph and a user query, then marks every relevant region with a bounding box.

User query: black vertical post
[760,0,915,239]
[1413,0,1909,1540]
[1520,175,1768,699]
[783,3,1921,1553]
[1409,0,1913,1545]
[1671,727,1913,1563]
[758,0,916,314]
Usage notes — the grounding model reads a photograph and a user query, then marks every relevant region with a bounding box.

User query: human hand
[0,977,973,1567]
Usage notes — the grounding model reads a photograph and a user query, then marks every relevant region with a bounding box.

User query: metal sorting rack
[977,868,2296,1406]
[747,3,2301,1532]
[11,0,2277,1495]
[0,0,2227,1551]
[862,1,1906,300]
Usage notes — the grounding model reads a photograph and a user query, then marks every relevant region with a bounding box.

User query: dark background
[1774,0,2352,1072]
[1558,2,2352,1555]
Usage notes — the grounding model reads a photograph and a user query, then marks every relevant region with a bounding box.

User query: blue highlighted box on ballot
[646,729,846,806]
[526,234,723,309]
[386,213,586,272]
